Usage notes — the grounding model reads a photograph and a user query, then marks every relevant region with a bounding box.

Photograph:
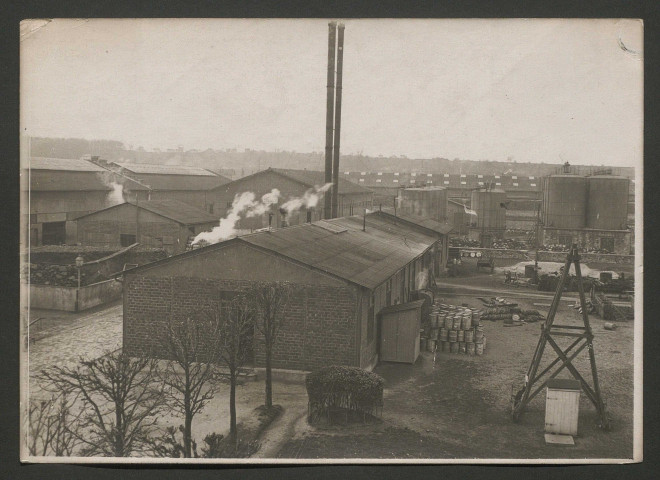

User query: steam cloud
[192,183,333,247]
[192,188,282,245]
[280,183,332,219]
[99,172,125,206]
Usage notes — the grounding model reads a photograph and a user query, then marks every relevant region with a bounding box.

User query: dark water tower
[541,175,588,229]
[471,188,507,232]
[586,175,630,230]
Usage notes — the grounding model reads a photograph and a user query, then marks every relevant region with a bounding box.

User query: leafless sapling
[39,351,165,457]
[158,315,223,458]
[27,393,82,456]
[215,295,255,447]
[249,282,291,408]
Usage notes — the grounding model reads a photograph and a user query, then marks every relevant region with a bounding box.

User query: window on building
[461,181,467,185]
[367,294,375,342]
[513,182,519,186]
[394,172,399,176]
[427,173,432,177]
[393,179,399,183]
[600,237,615,253]
[558,235,572,248]
[411,173,416,177]
[306,210,312,223]
[376,179,382,183]
[530,183,536,187]
[377,172,382,175]
[444,180,449,184]
[444,173,449,177]
[120,234,136,247]
[359,178,364,182]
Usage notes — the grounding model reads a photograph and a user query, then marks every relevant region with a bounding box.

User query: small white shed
[545,378,581,436]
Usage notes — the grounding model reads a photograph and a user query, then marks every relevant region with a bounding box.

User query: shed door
[379,314,399,362]
[379,310,420,364]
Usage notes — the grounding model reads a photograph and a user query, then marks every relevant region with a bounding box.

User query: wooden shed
[545,378,581,436]
[378,300,424,364]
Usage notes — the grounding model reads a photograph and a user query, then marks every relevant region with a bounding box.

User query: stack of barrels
[422,302,487,356]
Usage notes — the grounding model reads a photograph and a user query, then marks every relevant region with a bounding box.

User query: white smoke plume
[98,172,126,206]
[280,183,332,219]
[192,189,281,246]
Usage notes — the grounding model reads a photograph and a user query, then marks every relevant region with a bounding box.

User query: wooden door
[379,314,399,362]
[545,388,580,435]
[396,310,420,363]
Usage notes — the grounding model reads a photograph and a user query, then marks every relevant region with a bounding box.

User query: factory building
[540,174,632,254]
[109,163,231,212]
[206,168,373,230]
[122,213,447,372]
[75,199,219,255]
[22,157,149,246]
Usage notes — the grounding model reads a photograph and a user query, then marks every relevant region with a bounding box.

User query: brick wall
[124,274,358,371]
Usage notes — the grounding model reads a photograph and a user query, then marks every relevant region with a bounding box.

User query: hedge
[306,366,384,424]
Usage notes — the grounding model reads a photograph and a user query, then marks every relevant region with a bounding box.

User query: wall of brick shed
[123,274,359,371]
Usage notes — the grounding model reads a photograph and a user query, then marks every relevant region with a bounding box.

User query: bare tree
[39,351,165,457]
[248,282,291,408]
[215,295,255,446]
[158,315,223,458]
[27,393,82,456]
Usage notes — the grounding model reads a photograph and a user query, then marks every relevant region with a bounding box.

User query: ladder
[511,244,610,429]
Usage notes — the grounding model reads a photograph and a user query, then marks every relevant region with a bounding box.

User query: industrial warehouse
[20,19,641,465]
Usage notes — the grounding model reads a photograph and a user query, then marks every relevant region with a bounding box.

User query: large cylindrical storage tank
[586,175,630,230]
[470,189,507,231]
[398,187,448,222]
[542,175,587,228]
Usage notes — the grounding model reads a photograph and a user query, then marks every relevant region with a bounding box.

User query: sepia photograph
[19,18,643,464]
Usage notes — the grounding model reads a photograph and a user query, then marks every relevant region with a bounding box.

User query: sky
[20,18,643,166]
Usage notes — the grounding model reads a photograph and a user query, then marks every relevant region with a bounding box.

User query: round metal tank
[586,175,630,230]
[542,175,587,229]
[470,189,507,231]
[398,187,448,222]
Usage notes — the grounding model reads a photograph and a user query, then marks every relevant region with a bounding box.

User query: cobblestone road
[27,303,123,400]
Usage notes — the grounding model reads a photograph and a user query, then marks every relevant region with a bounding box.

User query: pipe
[331,23,344,219]
[323,21,337,220]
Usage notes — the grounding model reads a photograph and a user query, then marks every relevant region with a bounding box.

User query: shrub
[306,366,384,424]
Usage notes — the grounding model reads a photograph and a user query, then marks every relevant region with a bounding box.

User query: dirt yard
[274,289,636,460]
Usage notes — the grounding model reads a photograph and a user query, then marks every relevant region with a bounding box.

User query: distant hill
[26,136,635,179]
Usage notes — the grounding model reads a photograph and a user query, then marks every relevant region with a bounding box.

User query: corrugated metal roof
[76,199,219,226]
[115,163,218,176]
[240,215,436,289]
[111,163,230,191]
[28,157,108,172]
[373,208,453,235]
[271,168,372,195]
[28,170,112,191]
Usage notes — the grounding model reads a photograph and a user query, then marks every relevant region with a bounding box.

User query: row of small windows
[343,172,537,179]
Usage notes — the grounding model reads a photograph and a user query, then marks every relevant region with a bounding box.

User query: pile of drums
[421,302,486,356]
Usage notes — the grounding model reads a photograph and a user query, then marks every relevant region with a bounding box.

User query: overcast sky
[20,18,642,166]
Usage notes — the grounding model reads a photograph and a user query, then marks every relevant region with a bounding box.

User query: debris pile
[421,301,486,356]
[491,239,528,250]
